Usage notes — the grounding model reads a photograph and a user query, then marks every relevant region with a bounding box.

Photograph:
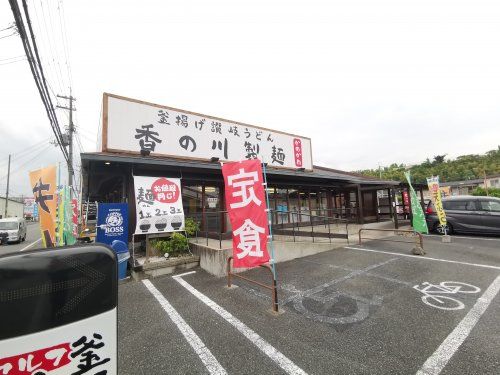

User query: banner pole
[261,159,277,280]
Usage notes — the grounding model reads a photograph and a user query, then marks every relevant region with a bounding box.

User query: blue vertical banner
[96,203,129,246]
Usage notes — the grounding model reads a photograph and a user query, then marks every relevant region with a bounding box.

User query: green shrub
[151,239,171,254]
[472,187,500,198]
[169,232,189,255]
[184,217,200,237]
[151,233,189,256]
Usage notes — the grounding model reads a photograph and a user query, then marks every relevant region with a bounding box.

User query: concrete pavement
[117,235,500,374]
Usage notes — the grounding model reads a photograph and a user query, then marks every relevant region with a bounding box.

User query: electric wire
[0,58,26,66]
[0,138,52,168]
[0,55,25,61]
[32,0,65,97]
[9,0,69,164]
[0,32,17,40]
[0,144,53,182]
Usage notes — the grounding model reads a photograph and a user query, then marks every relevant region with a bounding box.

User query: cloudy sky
[1,0,499,196]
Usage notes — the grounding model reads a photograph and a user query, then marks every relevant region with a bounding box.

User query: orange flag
[29,166,57,247]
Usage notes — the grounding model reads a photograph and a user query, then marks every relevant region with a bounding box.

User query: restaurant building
[81,93,407,240]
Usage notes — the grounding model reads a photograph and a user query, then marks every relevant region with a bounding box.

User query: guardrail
[227,256,279,313]
[358,228,425,255]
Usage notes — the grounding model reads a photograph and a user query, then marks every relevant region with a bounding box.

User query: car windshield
[0,222,18,230]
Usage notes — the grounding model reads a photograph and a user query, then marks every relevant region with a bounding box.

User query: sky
[1,0,500,197]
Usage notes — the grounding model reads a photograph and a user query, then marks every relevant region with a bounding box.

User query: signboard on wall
[102,93,313,170]
[23,197,35,217]
[133,176,185,235]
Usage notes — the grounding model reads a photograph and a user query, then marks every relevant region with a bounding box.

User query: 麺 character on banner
[133,176,185,235]
[222,159,270,268]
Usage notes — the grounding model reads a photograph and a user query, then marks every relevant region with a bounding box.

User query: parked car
[425,195,500,235]
[0,217,27,244]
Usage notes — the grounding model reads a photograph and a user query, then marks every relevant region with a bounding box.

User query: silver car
[425,195,500,235]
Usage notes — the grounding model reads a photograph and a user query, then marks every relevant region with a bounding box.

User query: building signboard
[103,93,313,170]
[133,176,185,235]
[23,197,35,218]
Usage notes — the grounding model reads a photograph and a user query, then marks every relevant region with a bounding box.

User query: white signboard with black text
[103,93,313,170]
[133,176,185,235]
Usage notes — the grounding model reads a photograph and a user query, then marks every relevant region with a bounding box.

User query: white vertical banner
[133,176,185,235]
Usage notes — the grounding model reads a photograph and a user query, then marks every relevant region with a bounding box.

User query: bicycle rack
[227,256,279,313]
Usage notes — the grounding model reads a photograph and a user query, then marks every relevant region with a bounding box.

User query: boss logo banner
[133,176,185,235]
[96,203,129,246]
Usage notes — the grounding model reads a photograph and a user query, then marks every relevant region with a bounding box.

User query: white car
[0,217,27,244]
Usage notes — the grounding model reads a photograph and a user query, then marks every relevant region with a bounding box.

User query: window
[443,200,476,211]
[479,200,500,212]
[0,222,18,230]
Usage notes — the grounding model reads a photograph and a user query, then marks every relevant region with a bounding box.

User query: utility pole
[4,154,11,218]
[57,91,76,197]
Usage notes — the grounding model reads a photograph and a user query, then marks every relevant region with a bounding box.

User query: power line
[8,0,69,165]
[32,0,65,96]
[0,58,26,66]
[0,32,17,40]
[0,55,25,61]
[0,144,52,182]
[0,24,15,32]
[0,139,51,168]
[57,0,73,88]
[40,0,67,92]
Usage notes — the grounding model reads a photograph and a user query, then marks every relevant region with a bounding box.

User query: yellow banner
[29,166,57,247]
[427,176,447,226]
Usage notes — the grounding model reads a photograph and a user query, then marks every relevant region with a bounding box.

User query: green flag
[404,171,429,234]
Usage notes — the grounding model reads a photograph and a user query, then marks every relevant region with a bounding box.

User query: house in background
[440,174,500,196]
[0,197,24,219]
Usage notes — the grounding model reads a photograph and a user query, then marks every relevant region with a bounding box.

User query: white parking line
[416,275,500,375]
[142,279,227,375]
[345,246,500,270]
[173,273,308,375]
[20,238,42,252]
[423,234,500,242]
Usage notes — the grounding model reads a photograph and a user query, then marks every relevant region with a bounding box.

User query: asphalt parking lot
[118,235,500,374]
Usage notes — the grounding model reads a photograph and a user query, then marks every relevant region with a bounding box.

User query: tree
[433,154,447,165]
[355,149,500,184]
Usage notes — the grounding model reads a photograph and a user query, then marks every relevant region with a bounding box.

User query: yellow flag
[29,166,57,247]
[427,176,447,226]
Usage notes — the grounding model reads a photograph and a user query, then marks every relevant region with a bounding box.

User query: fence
[186,209,349,249]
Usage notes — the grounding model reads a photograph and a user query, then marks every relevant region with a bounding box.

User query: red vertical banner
[222,159,270,268]
[293,138,303,167]
[71,199,79,237]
